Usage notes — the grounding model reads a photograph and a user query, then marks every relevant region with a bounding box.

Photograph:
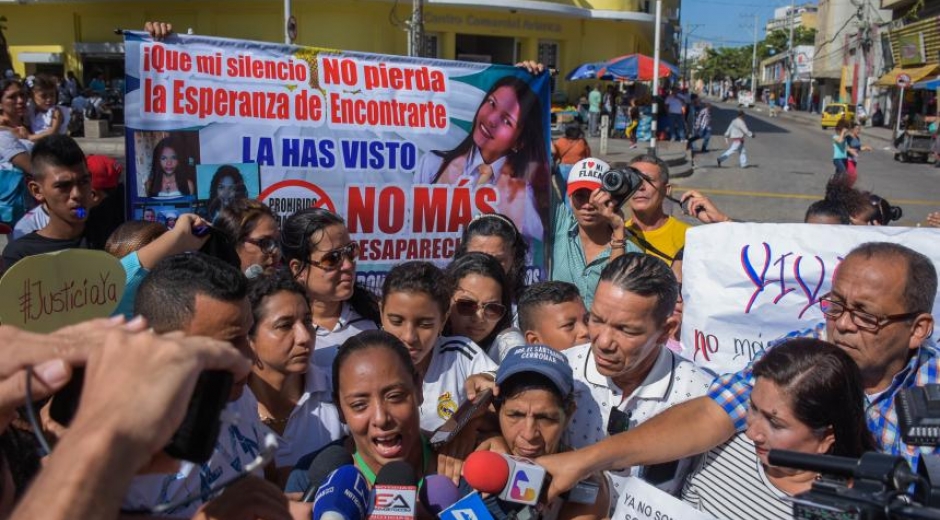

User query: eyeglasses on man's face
[818,294,921,332]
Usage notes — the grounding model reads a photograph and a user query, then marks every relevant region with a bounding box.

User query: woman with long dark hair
[682,338,877,519]
[146,136,195,197]
[444,252,515,360]
[413,75,549,241]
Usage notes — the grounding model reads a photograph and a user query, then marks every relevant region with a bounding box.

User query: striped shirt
[707,340,940,468]
[681,434,793,520]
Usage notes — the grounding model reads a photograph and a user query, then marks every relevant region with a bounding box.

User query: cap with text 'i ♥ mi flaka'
[566,157,609,197]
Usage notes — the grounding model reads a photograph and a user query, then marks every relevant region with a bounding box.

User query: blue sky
[682,0,797,49]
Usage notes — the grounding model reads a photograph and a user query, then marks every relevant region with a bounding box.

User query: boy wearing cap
[12,154,121,240]
[1,135,92,274]
[550,157,639,310]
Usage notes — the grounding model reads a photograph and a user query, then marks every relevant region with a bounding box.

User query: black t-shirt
[0,232,87,276]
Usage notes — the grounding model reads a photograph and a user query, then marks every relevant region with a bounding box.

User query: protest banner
[123,31,552,290]
[611,477,715,520]
[680,223,940,375]
[0,249,126,333]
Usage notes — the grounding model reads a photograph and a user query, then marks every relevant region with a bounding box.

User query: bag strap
[625,226,675,264]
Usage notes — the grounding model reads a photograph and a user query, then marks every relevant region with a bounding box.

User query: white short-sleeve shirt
[244,363,347,469]
[564,344,713,501]
[311,302,378,369]
[419,335,498,433]
[121,392,266,517]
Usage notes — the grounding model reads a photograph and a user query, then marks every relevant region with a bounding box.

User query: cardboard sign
[611,477,715,520]
[679,224,940,375]
[0,249,125,333]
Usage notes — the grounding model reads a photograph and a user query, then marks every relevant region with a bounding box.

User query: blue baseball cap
[497,345,573,399]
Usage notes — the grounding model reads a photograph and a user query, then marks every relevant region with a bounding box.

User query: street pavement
[670,101,939,226]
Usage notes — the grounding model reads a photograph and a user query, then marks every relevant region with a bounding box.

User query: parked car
[821,103,856,129]
[737,90,755,107]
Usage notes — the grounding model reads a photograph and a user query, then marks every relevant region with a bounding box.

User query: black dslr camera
[600,167,644,210]
[870,195,902,225]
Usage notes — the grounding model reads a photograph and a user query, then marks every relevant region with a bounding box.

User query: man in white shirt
[564,252,712,502]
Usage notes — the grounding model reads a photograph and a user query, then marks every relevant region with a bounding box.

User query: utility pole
[284,0,292,44]
[750,14,758,96]
[784,0,795,108]
[856,1,870,115]
[408,0,424,57]
[649,0,662,156]
[683,24,703,89]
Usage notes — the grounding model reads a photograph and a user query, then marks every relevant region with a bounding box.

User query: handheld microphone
[302,445,355,502]
[438,492,495,520]
[244,264,264,279]
[311,465,371,520]
[419,474,460,516]
[369,461,418,520]
[463,452,545,506]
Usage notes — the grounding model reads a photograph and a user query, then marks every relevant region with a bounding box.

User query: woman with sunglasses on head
[681,338,876,519]
[243,272,345,487]
[281,208,379,369]
[445,253,516,361]
[213,198,282,277]
[454,212,529,302]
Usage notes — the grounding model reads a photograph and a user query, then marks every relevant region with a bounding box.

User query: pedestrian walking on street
[717,110,755,168]
[588,85,602,137]
[687,101,712,153]
[832,119,850,182]
[846,123,872,186]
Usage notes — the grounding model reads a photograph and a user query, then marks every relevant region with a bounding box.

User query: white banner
[612,477,716,520]
[679,224,940,375]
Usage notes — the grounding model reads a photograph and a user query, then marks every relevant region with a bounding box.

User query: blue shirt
[114,252,149,318]
[549,177,640,310]
[708,340,940,469]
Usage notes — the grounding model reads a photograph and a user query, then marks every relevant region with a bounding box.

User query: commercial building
[765,4,817,33]
[759,44,814,109]
[2,0,681,103]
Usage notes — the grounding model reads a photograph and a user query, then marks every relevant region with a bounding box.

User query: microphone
[311,465,371,520]
[370,461,418,520]
[419,474,460,516]
[438,492,495,520]
[302,445,355,502]
[463,452,545,506]
[244,264,264,279]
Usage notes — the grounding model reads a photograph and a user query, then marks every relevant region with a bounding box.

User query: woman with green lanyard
[285,330,435,507]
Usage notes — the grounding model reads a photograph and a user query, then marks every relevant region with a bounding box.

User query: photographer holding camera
[620,154,689,263]
[550,157,639,310]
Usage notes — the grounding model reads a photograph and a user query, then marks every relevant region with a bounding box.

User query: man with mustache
[622,153,689,264]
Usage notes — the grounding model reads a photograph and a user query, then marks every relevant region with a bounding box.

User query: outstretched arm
[537,396,735,500]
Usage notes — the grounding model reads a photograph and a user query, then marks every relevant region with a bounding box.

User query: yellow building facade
[3,0,680,102]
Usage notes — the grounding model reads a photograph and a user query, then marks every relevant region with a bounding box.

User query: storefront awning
[875,64,940,87]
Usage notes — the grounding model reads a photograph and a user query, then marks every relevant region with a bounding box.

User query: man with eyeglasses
[539,242,939,500]
[562,253,713,503]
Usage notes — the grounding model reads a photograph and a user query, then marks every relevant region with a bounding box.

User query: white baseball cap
[566,157,610,197]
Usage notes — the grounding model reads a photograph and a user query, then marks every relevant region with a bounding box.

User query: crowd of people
[0,26,939,520]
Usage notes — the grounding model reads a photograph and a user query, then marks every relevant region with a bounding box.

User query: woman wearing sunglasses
[281,208,379,368]
[379,261,498,433]
[445,253,516,359]
[213,198,281,276]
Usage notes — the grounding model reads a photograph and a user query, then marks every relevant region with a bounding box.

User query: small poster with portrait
[195,163,261,222]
